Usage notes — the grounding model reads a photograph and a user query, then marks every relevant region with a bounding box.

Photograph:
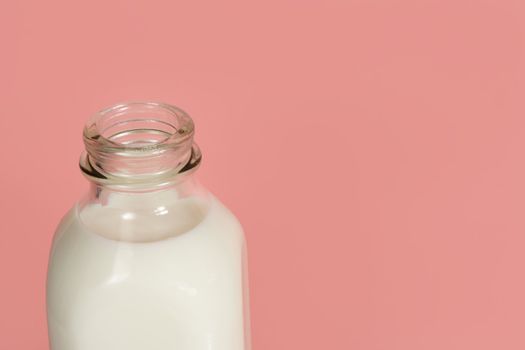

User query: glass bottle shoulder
[52,191,244,245]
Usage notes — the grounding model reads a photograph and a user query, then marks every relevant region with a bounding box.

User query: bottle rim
[79,101,201,187]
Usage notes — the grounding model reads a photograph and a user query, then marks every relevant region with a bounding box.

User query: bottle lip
[80,101,201,186]
[83,101,194,154]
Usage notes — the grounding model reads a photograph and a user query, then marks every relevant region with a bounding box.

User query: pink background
[2,0,525,349]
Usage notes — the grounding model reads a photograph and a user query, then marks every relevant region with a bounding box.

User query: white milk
[47,191,249,350]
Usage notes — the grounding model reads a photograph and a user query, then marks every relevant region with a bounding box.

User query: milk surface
[47,191,248,350]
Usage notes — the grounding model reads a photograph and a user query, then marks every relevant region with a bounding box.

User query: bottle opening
[86,102,193,150]
[103,120,175,147]
[80,102,201,184]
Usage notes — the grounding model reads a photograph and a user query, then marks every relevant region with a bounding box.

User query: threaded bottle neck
[80,102,201,186]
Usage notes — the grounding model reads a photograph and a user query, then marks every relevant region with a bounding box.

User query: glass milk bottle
[46,102,251,350]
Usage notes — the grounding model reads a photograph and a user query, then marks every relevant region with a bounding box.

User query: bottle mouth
[80,102,201,185]
[84,102,194,152]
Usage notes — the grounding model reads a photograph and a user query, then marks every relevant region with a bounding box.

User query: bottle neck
[84,173,207,207]
[79,102,201,189]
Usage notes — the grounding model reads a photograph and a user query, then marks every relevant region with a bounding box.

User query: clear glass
[46,102,251,350]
